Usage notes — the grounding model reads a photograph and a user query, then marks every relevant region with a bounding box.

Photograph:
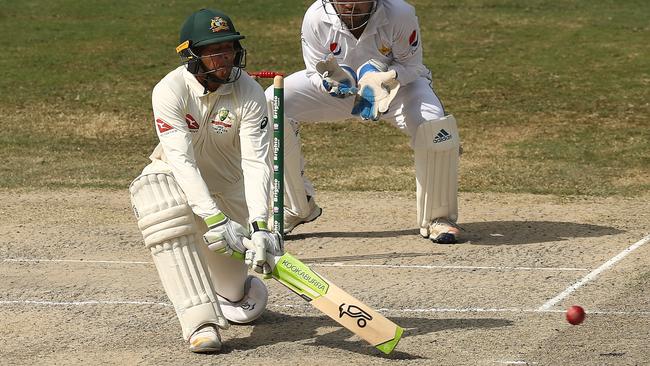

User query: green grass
[1,0,648,195]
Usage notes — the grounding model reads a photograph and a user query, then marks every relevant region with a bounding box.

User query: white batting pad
[129,173,229,340]
[282,119,312,216]
[414,115,460,228]
[217,276,268,324]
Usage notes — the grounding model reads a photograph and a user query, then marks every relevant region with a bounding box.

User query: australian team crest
[211,107,235,134]
[210,16,230,33]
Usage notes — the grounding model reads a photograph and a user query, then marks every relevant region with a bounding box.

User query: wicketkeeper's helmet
[176,8,246,83]
[321,0,377,31]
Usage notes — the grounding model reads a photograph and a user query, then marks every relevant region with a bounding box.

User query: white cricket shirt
[301,0,432,89]
[149,66,271,221]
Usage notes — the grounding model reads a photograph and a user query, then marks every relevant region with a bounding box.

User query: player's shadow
[287,221,623,246]
[287,228,420,240]
[221,311,512,358]
[460,221,624,245]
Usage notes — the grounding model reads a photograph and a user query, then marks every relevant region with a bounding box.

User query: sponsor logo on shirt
[329,42,341,56]
[210,17,230,33]
[211,107,235,134]
[260,116,268,130]
[155,118,174,133]
[409,30,419,47]
[185,114,199,131]
[408,30,419,55]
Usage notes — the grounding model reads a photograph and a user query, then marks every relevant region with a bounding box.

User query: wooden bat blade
[271,252,403,354]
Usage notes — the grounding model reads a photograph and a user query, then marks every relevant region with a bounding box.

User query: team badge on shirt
[211,107,234,134]
[155,118,174,134]
[379,43,392,57]
[210,17,230,33]
[329,42,341,55]
[185,114,199,131]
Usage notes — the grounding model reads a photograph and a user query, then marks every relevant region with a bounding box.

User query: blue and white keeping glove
[315,54,358,98]
[351,59,401,121]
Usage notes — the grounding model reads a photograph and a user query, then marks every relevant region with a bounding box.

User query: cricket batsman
[265,0,462,243]
[129,9,283,353]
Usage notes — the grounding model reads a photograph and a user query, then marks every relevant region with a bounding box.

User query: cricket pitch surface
[1,190,648,365]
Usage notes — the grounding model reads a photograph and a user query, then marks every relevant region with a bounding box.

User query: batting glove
[249,221,284,275]
[203,212,249,259]
[315,54,358,98]
[351,59,401,121]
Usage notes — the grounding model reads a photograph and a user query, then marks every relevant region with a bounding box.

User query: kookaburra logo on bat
[339,303,373,328]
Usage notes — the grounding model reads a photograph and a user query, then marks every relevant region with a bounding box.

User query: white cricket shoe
[420,218,461,244]
[283,196,322,234]
[189,324,222,353]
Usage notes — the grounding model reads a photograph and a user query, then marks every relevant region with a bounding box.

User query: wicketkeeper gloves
[315,54,358,98]
[351,59,401,121]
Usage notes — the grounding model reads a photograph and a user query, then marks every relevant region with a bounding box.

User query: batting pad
[414,115,460,228]
[129,173,229,340]
[283,119,311,216]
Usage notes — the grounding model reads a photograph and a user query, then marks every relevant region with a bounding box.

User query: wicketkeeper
[129,9,282,353]
[265,0,462,243]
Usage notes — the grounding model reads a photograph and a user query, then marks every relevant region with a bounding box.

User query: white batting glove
[351,59,401,121]
[315,54,358,98]
[203,212,249,258]
[248,221,284,275]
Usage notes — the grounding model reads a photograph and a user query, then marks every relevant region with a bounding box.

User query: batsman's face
[198,41,236,81]
[330,0,375,30]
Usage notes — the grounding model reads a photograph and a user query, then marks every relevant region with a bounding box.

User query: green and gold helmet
[176,9,246,83]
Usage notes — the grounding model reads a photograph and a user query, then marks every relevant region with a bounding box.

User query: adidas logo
[433,129,452,143]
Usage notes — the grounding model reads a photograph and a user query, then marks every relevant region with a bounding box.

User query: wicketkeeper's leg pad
[129,172,229,340]
[283,118,313,216]
[217,276,268,324]
[414,115,460,231]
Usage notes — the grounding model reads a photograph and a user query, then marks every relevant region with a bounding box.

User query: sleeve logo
[185,114,200,131]
[329,42,342,55]
[409,30,419,47]
[155,118,173,133]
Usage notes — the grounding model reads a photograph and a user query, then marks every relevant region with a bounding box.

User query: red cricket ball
[566,305,586,325]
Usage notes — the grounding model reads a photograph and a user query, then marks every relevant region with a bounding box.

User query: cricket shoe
[189,324,222,353]
[283,196,322,234]
[420,218,461,244]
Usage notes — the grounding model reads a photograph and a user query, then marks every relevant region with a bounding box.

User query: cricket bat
[262,75,402,354]
[267,251,403,354]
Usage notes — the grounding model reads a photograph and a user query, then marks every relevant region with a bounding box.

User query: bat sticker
[339,303,373,328]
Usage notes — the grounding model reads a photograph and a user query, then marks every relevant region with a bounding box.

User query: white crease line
[3,258,150,265]
[0,300,171,307]
[315,263,587,271]
[1,300,648,316]
[538,234,650,311]
[2,258,587,271]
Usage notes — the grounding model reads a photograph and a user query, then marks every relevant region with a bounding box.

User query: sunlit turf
[1,0,648,195]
